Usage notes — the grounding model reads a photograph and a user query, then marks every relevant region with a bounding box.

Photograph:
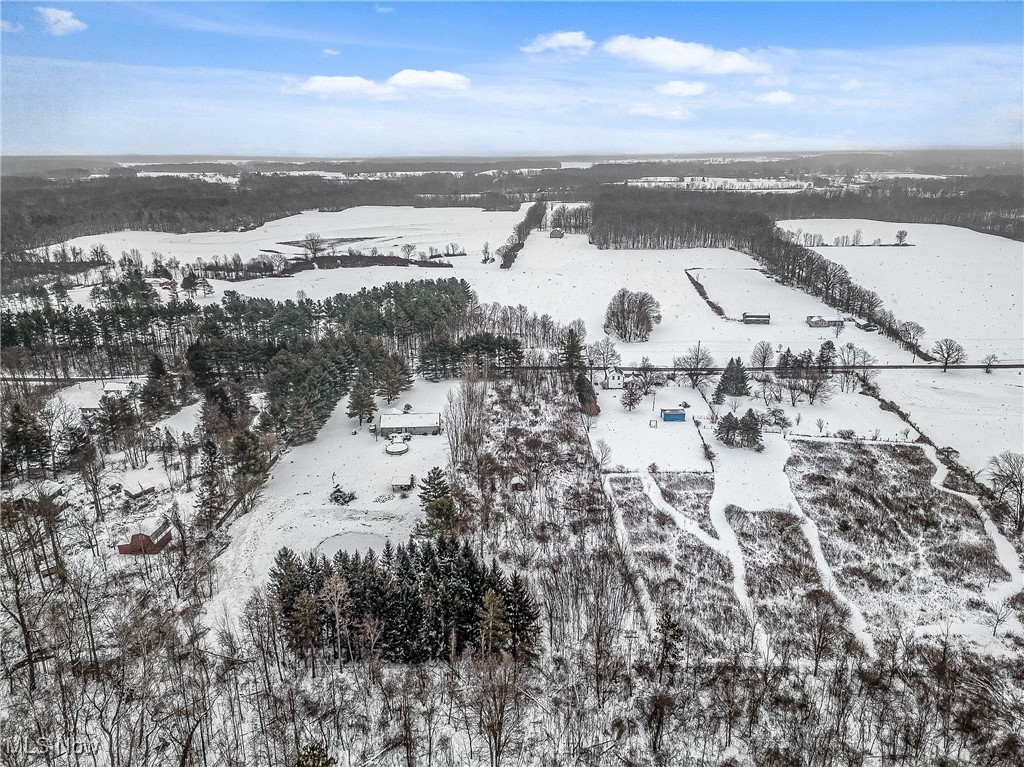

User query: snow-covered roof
[379,412,440,430]
[103,381,134,394]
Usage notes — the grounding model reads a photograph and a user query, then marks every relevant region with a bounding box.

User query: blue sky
[2,1,1021,156]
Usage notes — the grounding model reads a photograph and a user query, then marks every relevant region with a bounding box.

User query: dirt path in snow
[709,434,877,658]
[603,474,659,632]
[919,445,1024,609]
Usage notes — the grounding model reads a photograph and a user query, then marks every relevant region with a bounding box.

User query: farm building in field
[378,412,441,437]
[118,516,172,555]
[853,318,877,331]
[660,408,687,422]
[742,312,771,325]
[806,316,845,329]
[549,228,564,238]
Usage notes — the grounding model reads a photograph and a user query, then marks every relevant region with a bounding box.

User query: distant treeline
[0,175,422,250]
[4,163,1020,254]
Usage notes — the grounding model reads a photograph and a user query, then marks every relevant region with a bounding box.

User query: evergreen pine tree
[294,742,337,767]
[712,379,726,405]
[502,571,540,658]
[289,590,322,673]
[716,412,740,446]
[817,340,837,371]
[270,547,308,615]
[721,357,750,396]
[558,328,586,378]
[738,409,763,449]
[345,368,377,425]
[2,403,50,477]
[655,606,684,685]
[195,438,228,534]
[419,466,451,510]
[425,497,459,537]
[377,355,414,403]
[777,348,795,377]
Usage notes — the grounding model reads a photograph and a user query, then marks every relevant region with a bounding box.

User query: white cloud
[655,80,706,97]
[375,5,394,13]
[840,78,863,91]
[386,69,470,90]
[626,103,694,121]
[604,35,769,74]
[521,31,594,55]
[1,20,24,32]
[286,69,469,99]
[286,75,393,99]
[323,48,340,57]
[35,7,87,35]
[756,90,796,104]
[756,74,789,87]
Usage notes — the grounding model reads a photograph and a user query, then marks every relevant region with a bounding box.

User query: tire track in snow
[779,439,877,657]
[705,483,769,657]
[919,444,1024,607]
[640,469,770,656]
[603,473,658,632]
[637,471,722,554]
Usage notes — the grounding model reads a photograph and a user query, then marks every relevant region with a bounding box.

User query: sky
[1,1,1021,157]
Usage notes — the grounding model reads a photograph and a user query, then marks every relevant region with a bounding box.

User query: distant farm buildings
[742,312,771,325]
[806,316,845,329]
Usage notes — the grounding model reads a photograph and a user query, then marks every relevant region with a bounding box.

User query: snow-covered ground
[779,219,1024,359]
[875,367,1024,473]
[230,231,910,366]
[208,380,456,625]
[61,205,529,267]
[54,207,1021,491]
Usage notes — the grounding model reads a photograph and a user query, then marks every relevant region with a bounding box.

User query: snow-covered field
[54,207,1020,614]
[779,219,1024,359]
[875,367,1024,473]
[61,205,529,266]
[229,231,911,366]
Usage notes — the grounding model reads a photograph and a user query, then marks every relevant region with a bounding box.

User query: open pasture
[62,204,528,267]
[779,218,1024,359]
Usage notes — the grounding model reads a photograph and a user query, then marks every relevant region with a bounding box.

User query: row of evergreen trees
[269,535,540,667]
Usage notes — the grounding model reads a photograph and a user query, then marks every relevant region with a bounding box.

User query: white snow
[209,380,456,624]
[779,219,1024,359]
[874,367,1023,474]
[61,205,529,267]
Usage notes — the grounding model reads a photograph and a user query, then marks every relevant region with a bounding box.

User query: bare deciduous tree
[930,338,967,372]
[987,451,1024,533]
